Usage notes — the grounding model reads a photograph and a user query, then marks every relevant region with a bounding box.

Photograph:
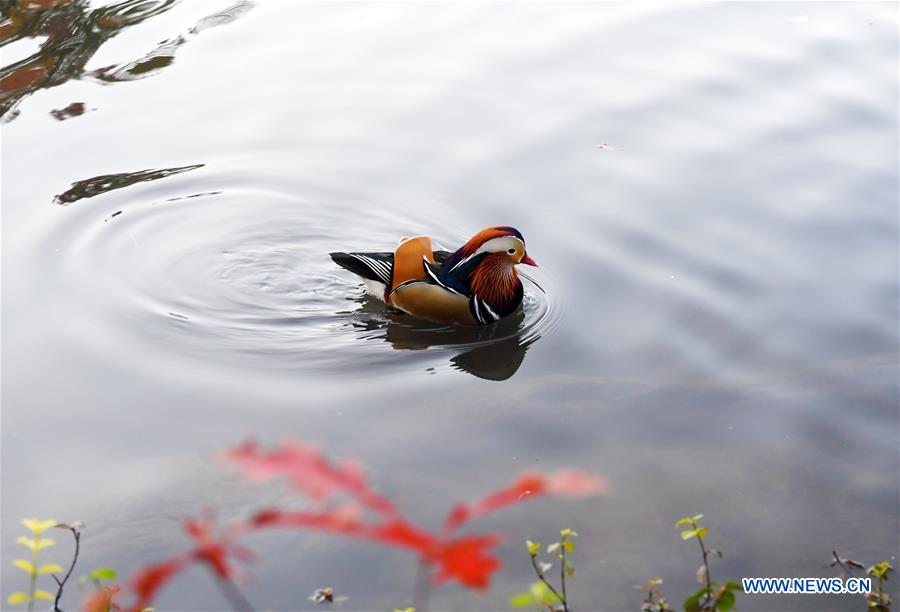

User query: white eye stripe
[449,236,525,272]
[475,236,524,256]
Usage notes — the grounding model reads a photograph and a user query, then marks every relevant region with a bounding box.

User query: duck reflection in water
[348,295,537,381]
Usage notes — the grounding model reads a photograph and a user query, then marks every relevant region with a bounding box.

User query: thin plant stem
[413,558,432,612]
[27,537,39,612]
[207,567,254,612]
[693,520,712,605]
[530,554,568,612]
[52,527,81,612]
[559,535,568,609]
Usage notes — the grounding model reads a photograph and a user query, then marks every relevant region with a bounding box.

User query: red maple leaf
[131,558,187,609]
[184,514,253,580]
[443,470,608,532]
[430,535,501,590]
[225,440,398,517]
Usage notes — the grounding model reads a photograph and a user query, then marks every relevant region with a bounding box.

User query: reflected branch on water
[0,0,253,121]
[53,163,203,205]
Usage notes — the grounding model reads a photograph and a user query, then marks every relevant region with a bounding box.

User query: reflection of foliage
[0,0,177,119]
[0,0,252,120]
[53,163,203,205]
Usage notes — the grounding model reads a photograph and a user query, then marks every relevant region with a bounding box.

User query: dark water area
[2,2,898,610]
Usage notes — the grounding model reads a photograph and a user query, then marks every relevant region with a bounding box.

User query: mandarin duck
[330,226,537,325]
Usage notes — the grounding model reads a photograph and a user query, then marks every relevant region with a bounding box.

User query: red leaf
[443,471,607,532]
[184,515,246,580]
[545,470,609,497]
[246,509,437,556]
[131,557,187,609]
[225,440,397,517]
[431,535,501,590]
[82,585,121,612]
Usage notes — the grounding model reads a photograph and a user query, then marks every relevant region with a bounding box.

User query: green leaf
[90,567,117,581]
[563,540,575,554]
[675,517,694,528]
[683,588,709,612]
[681,529,699,540]
[13,559,35,574]
[509,592,536,608]
[22,519,58,535]
[526,540,541,556]
[695,527,708,540]
[33,591,54,601]
[565,558,575,577]
[547,542,561,554]
[529,581,559,604]
[717,589,736,612]
[725,580,743,592]
[560,529,578,538]
[7,593,30,605]
[16,537,54,552]
[691,514,704,522]
[869,562,893,578]
[38,563,63,575]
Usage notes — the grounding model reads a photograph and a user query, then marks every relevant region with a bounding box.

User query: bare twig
[207,566,254,612]
[52,526,81,612]
[413,558,432,612]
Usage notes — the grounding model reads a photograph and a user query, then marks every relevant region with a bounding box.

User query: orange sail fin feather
[331,226,537,326]
[391,236,435,290]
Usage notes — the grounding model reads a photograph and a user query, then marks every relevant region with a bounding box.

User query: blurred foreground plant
[7,519,61,610]
[124,439,606,610]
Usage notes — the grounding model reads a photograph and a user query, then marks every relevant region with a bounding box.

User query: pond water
[2,2,898,610]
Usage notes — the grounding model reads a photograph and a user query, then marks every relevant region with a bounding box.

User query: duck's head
[455,226,538,268]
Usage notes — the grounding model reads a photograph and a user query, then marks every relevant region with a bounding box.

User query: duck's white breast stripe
[480,298,500,321]
[423,256,461,294]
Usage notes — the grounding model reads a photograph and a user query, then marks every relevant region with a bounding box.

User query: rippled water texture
[2,2,898,610]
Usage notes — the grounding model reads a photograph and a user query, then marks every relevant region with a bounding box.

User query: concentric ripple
[47,168,557,380]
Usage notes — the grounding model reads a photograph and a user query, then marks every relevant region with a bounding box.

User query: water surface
[2,2,898,610]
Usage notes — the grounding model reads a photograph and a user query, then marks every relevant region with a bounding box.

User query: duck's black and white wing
[330,251,394,300]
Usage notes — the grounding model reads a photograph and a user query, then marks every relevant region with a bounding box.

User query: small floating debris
[309,587,348,604]
[167,312,190,321]
[596,143,620,151]
[165,191,222,202]
[50,102,90,121]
